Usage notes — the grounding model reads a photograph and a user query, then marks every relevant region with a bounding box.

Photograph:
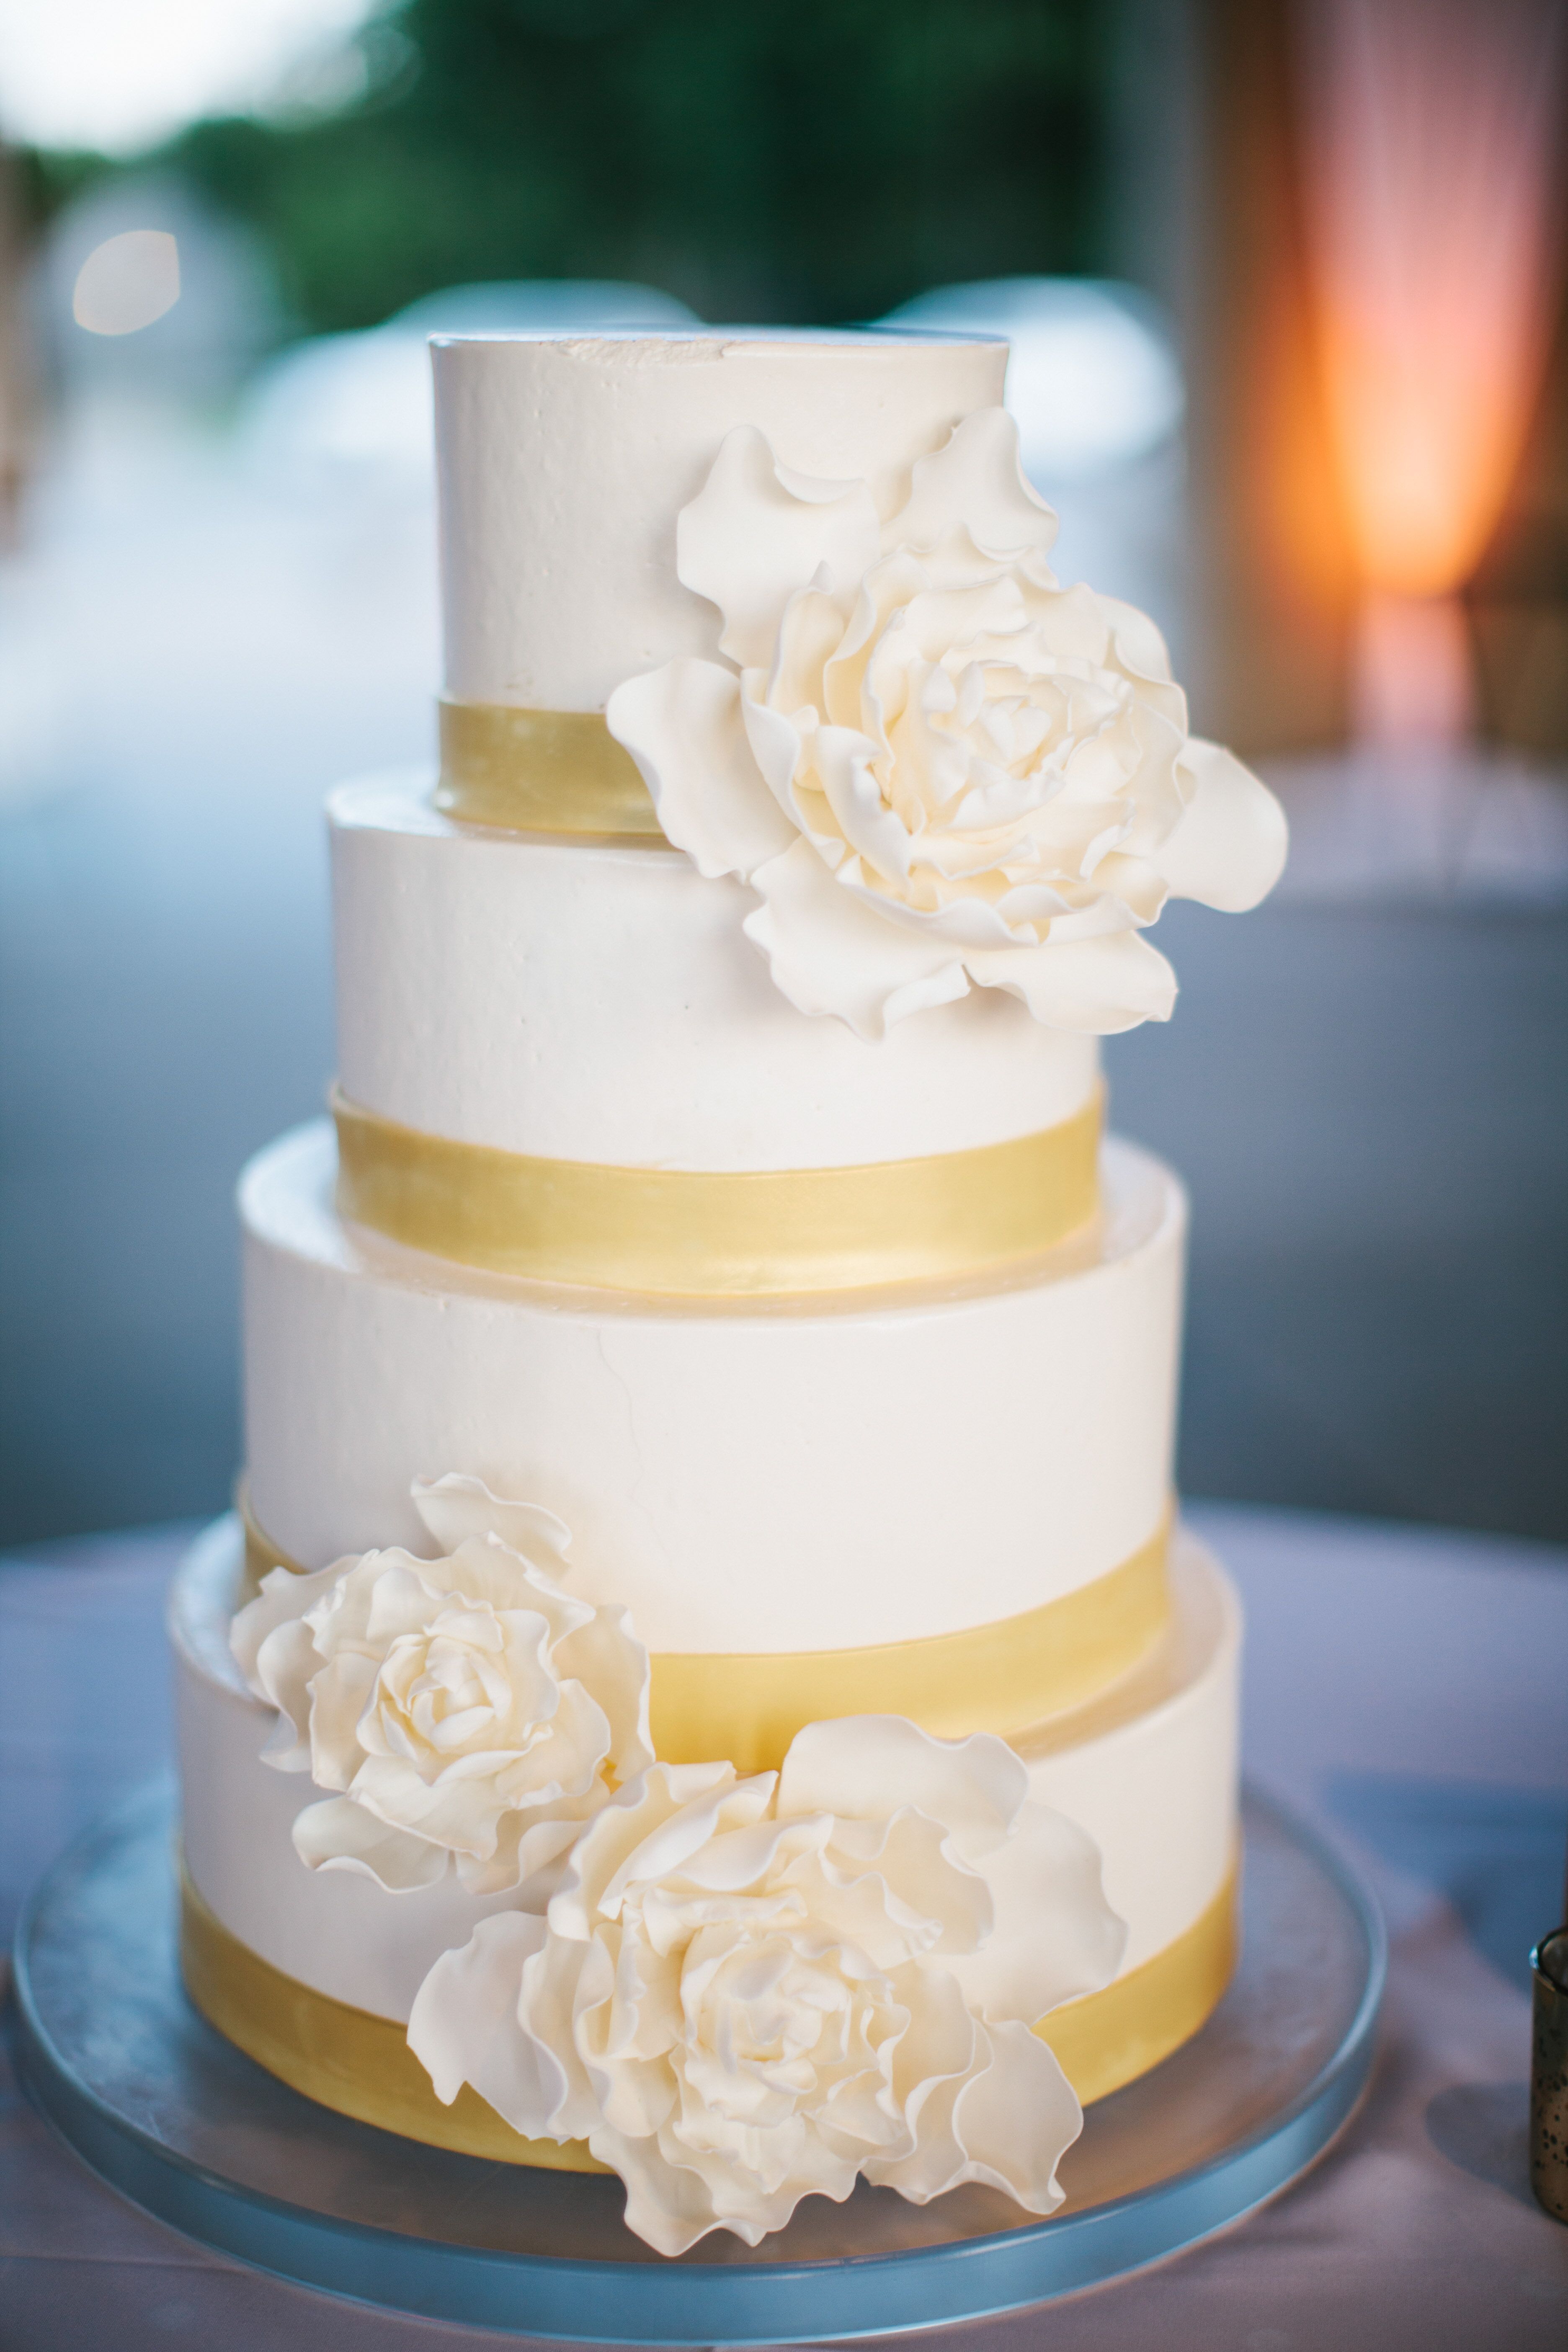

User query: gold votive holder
[1531,1926,1568,2224]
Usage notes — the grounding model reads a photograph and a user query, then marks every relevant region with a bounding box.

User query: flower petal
[944,2017,1081,2210]
[608,658,794,880]
[302,1646,378,1790]
[589,2125,765,2256]
[812,724,913,887]
[407,1910,570,2131]
[411,1473,570,1565]
[249,1617,328,1771]
[739,687,825,846]
[291,1795,451,1889]
[1157,736,1289,911]
[1095,591,1176,689]
[889,408,1058,565]
[676,425,879,668]
[853,879,1034,953]
[549,1761,740,1939]
[743,837,970,1040]
[551,1602,653,1780]
[231,1558,343,1728]
[944,1801,1125,2024]
[459,1807,589,1901]
[963,929,1177,1032]
[778,1718,1027,1860]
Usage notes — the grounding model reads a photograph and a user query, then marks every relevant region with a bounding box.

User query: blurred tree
[26,0,1110,333]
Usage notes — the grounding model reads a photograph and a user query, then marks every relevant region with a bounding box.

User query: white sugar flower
[607,408,1286,1039]
[230,1475,652,1898]
[408,1714,1123,2254]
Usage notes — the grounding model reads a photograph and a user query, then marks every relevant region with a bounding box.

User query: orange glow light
[1296,0,1565,601]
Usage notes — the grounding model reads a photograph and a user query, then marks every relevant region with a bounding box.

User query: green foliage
[30,0,1112,334]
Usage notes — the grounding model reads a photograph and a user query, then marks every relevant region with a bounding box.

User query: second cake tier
[243,1123,1183,1736]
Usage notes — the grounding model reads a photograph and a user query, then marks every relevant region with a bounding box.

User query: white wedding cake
[168,330,1287,2256]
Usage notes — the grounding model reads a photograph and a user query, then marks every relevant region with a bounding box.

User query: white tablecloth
[3,1503,1568,2349]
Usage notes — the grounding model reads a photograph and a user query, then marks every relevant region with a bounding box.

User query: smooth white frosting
[433,333,1006,711]
[173,1518,1238,2017]
[241,1122,1184,1652]
[330,779,1100,1168]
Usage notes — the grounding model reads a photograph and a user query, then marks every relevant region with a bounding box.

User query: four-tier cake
[168,330,1287,2255]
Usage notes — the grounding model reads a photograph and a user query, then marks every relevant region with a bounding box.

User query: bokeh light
[72,229,182,336]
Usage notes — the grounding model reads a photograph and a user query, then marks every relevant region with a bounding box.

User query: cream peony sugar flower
[230,1475,652,1898]
[407,1715,1124,2255]
[607,409,1287,1040]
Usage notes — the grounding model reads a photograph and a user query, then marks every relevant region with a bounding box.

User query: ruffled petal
[810,1807,993,1963]
[291,1795,451,1889]
[304,1648,378,1789]
[739,687,825,846]
[1094,591,1176,688]
[411,1472,570,1565]
[854,878,1036,953]
[890,409,1058,565]
[963,928,1178,1032]
[944,1801,1125,2024]
[866,1964,978,2198]
[778,1717,1027,1861]
[811,724,913,886]
[549,1761,740,1938]
[407,1910,575,2132]
[231,1558,343,1724]
[743,837,970,1041]
[676,425,879,668]
[550,1602,653,1780]
[765,584,845,717]
[249,1615,329,1771]
[589,2125,765,2256]
[458,1807,589,1901]
[342,1749,499,1854]
[1157,736,1289,911]
[608,658,794,880]
[941,2017,1080,2210]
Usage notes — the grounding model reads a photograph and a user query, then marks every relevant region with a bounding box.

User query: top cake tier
[434,330,1005,710]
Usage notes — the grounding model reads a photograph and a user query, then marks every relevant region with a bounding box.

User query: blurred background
[0,0,1565,1552]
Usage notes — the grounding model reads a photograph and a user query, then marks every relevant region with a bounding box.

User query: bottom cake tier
[170,1515,1240,2165]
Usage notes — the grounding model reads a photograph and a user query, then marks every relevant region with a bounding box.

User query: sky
[0,0,374,155]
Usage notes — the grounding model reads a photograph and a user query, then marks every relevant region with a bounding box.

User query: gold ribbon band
[180,1861,1238,2168]
[435,699,665,839]
[238,1489,1172,1776]
[332,1086,1103,1300]
[1042,1862,1239,2105]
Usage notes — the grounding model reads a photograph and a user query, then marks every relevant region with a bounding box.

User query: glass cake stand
[11,1777,1383,2344]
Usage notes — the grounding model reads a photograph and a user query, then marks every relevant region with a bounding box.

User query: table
[3,1503,1568,2349]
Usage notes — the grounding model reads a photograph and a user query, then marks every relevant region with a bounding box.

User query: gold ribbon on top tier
[435,699,664,838]
[332,1084,1104,1300]
[179,1857,1239,2167]
[238,1486,1173,1778]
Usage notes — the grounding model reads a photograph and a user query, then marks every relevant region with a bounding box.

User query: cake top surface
[430,325,1006,348]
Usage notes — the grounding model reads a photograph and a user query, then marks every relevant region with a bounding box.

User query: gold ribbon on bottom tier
[330,1083,1104,1299]
[180,1857,1239,2166]
[238,1488,1173,1777]
[220,1491,1193,2161]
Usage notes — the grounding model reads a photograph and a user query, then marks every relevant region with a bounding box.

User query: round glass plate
[12,1777,1383,2344]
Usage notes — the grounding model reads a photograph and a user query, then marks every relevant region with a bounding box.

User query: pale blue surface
[8,1781,1384,2341]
